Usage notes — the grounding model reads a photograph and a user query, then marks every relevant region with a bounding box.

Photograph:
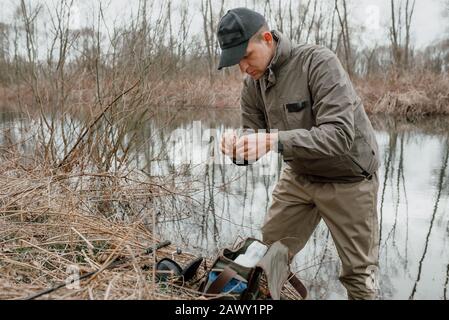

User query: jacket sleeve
[240,76,268,131]
[278,48,356,160]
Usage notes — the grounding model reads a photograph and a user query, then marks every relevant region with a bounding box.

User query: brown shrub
[357,70,449,116]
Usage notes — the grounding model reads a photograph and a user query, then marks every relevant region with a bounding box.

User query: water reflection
[148,112,449,300]
[1,108,448,300]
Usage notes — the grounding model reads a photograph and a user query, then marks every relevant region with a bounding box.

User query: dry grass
[356,70,449,116]
[2,69,448,117]
[148,70,449,116]
[0,74,243,114]
[0,146,203,300]
[0,129,303,300]
[155,76,242,109]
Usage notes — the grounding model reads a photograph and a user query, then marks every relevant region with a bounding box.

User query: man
[218,8,381,300]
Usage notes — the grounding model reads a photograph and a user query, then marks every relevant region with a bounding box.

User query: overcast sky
[0,0,447,49]
[353,0,447,48]
[222,0,448,48]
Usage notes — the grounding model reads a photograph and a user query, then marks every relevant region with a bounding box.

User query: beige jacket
[240,31,380,183]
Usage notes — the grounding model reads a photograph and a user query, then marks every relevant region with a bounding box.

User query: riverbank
[1,70,448,117]
[355,70,449,116]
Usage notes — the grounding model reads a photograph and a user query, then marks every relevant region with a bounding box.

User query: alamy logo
[163,121,279,176]
[365,5,381,31]
[65,265,80,290]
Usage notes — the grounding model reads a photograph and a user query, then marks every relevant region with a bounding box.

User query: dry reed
[0,127,302,300]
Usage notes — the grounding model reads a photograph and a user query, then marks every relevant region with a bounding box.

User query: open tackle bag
[200,238,307,300]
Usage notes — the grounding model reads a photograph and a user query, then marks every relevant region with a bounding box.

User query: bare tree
[201,0,225,81]
[263,0,273,23]
[18,0,42,105]
[294,0,313,43]
[390,0,416,70]
[305,0,317,44]
[45,0,80,109]
[313,1,325,45]
[390,0,400,68]
[0,23,9,62]
[404,0,416,68]
[176,1,193,66]
[0,22,11,84]
[335,0,353,78]
[275,0,284,33]
[287,0,293,40]
[166,0,176,67]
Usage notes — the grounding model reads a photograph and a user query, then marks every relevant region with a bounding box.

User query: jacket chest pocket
[281,98,313,130]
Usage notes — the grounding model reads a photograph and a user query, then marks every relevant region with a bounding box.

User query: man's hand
[234,132,278,162]
[220,131,238,158]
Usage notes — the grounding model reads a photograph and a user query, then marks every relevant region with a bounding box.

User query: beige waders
[262,165,380,300]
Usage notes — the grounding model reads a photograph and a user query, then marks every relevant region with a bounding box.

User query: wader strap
[288,273,308,299]
[206,266,238,295]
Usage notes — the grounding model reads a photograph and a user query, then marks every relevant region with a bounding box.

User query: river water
[1,107,448,300]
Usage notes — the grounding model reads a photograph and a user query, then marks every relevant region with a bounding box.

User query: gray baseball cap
[217,8,266,70]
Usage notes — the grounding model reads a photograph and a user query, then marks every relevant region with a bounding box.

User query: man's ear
[262,31,273,43]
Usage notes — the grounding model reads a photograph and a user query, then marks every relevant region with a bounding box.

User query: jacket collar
[262,30,292,89]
